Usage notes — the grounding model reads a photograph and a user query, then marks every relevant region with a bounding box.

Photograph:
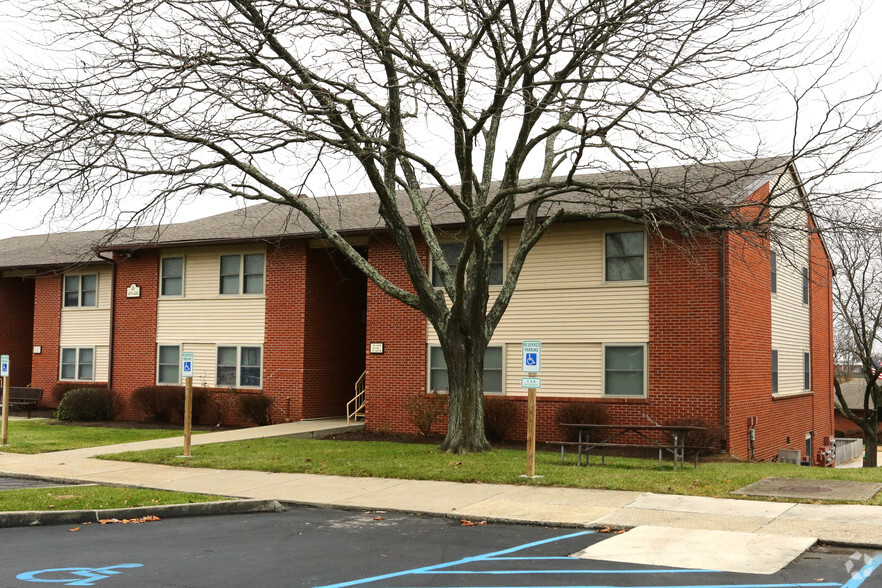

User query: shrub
[663,417,724,456]
[51,382,96,404]
[55,388,118,422]
[555,402,609,442]
[205,389,239,427]
[239,393,273,426]
[131,386,181,423]
[404,391,447,436]
[483,397,517,441]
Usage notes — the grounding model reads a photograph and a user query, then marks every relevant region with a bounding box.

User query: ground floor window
[60,347,94,381]
[603,344,646,397]
[157,345,180,384]
[428,345,503,394]
[217,346,262,388]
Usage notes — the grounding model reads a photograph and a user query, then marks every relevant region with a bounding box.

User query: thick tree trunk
[438,333,491,454]
[865,427,879,467]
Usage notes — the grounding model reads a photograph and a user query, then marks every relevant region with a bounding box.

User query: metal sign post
[181,352,194,457]
[521,342,542,479]
[1,355,9,446]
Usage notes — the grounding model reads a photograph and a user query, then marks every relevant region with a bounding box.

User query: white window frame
[601,343,648,398]
[63,273,99,308]
[159,256,185,298]
[156,344,181,385]
[803,350,811,391]
[602,230,647,284]
[219,253,266,296]
[426,344,505,395]
[59,346,97,381]
[215,345,263,388]
[431,240,505,289]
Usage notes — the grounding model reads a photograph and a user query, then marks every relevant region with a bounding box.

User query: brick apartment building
[0,159,834,461]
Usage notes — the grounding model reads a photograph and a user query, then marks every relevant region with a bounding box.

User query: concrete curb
[0,499,285,528]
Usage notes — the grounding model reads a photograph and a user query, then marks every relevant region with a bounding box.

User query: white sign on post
[521,341,541,373]
[521,377,541,389]
[181,352,194,378]
[0,355,8,377]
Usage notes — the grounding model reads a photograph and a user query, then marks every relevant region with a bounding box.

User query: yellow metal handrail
[347,370,366,423]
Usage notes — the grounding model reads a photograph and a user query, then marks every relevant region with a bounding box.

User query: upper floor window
[771,349,779,394]
[161,257,184,297]
[605,231,645,282]
[432,242,503,287]
[804,352,811,390]
[60,347,94,381]
[217,346,262,388]
[802,267,809,304]
[220,254,265,295]
[64,274,97,307]
[428,346,503,394]
[770,252,777,294]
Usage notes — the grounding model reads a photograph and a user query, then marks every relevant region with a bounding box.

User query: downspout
[96,252,116,390]
[719,234,728,452]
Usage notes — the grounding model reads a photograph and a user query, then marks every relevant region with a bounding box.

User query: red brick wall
[31,274,62,400]
[302,248,367,419]
[112,250,159,420]
[263,241,307,423]
[364,236,428,434]
[723,193,834,460]
[0,277,35,388]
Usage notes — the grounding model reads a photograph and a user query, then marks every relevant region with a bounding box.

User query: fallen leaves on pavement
[80,515,162,525]
[460,518,486,526]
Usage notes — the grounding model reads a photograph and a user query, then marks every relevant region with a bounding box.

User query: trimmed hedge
[555,402,610,442]
[238,393,273,426]
[55,388,119,422]
[483,397,517,441]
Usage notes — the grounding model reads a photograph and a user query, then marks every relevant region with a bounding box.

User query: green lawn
[0,486,224,512]
[0,420,191,454]
[101,437,882,504]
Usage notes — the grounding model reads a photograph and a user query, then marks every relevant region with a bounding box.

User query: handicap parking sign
[0,355,8,377]
[181,352,194,378]
[521,341,541,373]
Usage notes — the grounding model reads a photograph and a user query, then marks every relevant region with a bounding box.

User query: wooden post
[526,373,537,477]
[1,376,8,446]
[183,376,193,457]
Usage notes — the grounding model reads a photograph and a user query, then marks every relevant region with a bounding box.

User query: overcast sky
[0,0,880,238]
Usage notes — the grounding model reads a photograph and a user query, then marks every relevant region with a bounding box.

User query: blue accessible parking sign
[521,341,541,373]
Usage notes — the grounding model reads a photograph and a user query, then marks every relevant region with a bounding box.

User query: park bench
[5,387,43,418]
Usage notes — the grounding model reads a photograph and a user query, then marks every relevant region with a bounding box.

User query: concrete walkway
[1,420,880,550]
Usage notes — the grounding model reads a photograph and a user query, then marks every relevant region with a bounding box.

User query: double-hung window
[161,258,184,296]
[64,275,97,307]
[432,242,503,287]
[604,345,646,397]
[217,346,262,388]
[60,347,94,381]
[804,352,811,390]
[770,252,777,294]
[605,232,645,282]
[428,346,503,394]
[802,267,809,304]
[157,345,181,384]
[220,254,265,295]
[771,349,779,394]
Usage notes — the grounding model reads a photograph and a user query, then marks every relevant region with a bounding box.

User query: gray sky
[0,0,880,238]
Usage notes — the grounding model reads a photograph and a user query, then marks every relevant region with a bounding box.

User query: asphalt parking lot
[0,505,880,587]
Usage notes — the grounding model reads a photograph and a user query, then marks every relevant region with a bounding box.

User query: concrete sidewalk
[0,421,879,549]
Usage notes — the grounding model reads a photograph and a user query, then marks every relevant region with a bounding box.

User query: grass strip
[0,485,223,512]
[101,437,882,504]
[0,421,191,454]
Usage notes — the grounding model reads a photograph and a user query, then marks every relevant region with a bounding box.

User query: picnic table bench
[4,387,43,418]
[550,423,708,469]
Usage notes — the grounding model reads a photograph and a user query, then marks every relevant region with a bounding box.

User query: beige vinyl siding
[60,265,112,382]
[771,172,811,396]
[427,221,649,397]
[157,244,266,387]
[505,343,603,397]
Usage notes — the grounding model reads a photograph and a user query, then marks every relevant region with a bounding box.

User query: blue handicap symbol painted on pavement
[17,564,143,586]
[525,353,537,366]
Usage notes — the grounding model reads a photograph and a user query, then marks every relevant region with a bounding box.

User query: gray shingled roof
[102,156,791,249]
[0,230,109,271]
[0,156,793,267]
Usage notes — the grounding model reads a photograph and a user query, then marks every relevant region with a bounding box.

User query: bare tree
[1,0,880,452]
[831,217,882,466]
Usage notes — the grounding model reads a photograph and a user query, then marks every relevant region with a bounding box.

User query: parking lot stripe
[842,553,882,588]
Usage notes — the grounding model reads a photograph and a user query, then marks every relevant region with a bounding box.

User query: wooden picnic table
[555,423,707,469]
